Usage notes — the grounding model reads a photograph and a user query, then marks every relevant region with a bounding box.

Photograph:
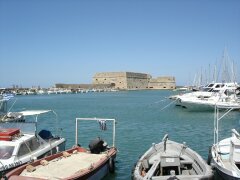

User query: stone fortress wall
[148,77,176,89]
[93,72,176,90]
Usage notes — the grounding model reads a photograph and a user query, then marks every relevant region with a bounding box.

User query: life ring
[109,157,115,173]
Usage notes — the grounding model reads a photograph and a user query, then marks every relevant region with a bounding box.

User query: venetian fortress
[92,72,176,90]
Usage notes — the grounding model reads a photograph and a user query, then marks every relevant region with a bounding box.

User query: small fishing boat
[5,117,117,180]
[210,107,240,179]
[0,110,66,177]
[132,134,213,180]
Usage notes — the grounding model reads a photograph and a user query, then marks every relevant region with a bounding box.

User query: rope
[153,99,167,104]
[160,99,178,111]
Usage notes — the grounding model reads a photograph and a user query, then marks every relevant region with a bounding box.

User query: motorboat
[1,112,25,122]
[174,82,239,107]
[0,95,24,122]
[132,134,213,180]
[5,117,117,180]
[179,90,240,111]
[210,107,240,179]
[0,110,66,177]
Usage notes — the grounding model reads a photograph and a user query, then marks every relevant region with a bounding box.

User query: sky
[0,0,240,88]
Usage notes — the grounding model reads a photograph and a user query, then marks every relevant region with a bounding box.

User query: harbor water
[9,90,240,179]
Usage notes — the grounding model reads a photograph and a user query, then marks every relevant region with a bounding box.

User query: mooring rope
[160,99,178,111]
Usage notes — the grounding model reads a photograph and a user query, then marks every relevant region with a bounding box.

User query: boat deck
[20,151,107,179]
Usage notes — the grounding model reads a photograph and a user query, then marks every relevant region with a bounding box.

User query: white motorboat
[179,91,240,111]
[175,82,239,107]
[132,134,213,180]
[210,107,240,179]
[0,110,66,177]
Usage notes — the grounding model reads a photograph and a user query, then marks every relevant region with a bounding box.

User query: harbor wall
[148,77,176,89]
[55,83,112,89]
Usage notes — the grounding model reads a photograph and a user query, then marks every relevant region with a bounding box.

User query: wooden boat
[5,117,117,180]
[0,110,66,177]
[132,134,213,180]
[209,107,240,179]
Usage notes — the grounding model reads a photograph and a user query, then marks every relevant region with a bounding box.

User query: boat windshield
[0,145,14,159]
[207,83,214,87]
[202,87,212,92]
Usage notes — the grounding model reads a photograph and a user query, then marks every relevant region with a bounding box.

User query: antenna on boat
[1,98,17,122]
[214,105,235,145]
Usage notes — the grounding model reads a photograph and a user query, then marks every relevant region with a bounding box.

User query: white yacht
[0,110,66,177]
[175,82,240,111]
[179,89,240,111]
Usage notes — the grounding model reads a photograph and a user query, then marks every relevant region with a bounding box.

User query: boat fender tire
[2,175,8,180]
[207,146,212,165]
[109,157,115,173]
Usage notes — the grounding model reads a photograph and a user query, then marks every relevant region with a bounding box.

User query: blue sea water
[9,90,240,179]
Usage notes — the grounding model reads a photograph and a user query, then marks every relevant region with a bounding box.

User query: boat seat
[161,156,180,167]
[149,154,158,164]
[181,170,190,175]
[142,159,149,169]
[180,159,193,165]
[189,168,197,175]
[180,155,193,164]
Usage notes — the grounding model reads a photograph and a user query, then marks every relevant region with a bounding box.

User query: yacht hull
[180,99,240,111]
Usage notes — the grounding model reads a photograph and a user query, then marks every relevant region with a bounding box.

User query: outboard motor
[89,137,107,154]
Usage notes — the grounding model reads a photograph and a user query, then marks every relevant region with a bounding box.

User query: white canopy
[18,110,52,116]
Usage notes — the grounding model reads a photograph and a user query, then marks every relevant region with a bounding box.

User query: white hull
[0,138,66,174]
[181,100,240,111]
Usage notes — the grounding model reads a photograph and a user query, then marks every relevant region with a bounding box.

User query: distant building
[93,72,176,90]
